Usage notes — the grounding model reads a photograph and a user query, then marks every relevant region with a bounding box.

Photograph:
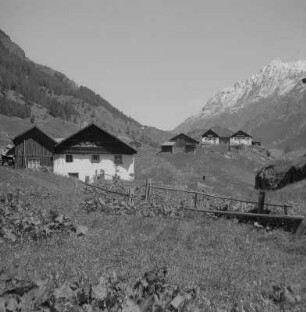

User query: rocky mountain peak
[175,59,306,149]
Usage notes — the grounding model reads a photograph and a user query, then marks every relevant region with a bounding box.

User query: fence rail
[81,177,294,216]
[150,183,292,215]
[81,181,129,197]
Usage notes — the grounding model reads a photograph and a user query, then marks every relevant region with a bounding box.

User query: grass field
[135,146,306,216]
[1,166,306,311]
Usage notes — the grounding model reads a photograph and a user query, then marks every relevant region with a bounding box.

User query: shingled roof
[54,123,137,154]
[202,127,234,138]
[231,130,252,138]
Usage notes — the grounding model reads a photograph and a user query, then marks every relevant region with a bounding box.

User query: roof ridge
[54,123,137,153]
[12,125,56,144]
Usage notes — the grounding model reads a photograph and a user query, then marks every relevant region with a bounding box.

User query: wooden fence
[83,177,293,216]
[81,177,304,230]
[146,180,292,215]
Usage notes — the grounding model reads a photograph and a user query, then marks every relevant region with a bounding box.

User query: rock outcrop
[255,155,306,190]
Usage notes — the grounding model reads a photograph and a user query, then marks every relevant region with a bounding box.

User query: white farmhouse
[53,123,137,182]
[201,127,233,145]
[230,130,252,146]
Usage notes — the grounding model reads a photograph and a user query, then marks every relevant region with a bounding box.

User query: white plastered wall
[53,154,135,182]
[201,137,220,144]
[230,137,252,145]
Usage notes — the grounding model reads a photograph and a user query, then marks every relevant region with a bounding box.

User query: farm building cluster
[1,124,137,182]
[161,127,260,153]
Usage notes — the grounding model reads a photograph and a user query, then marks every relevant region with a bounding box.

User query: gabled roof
[12,126,57,145]
[169,133,199,144]
[202,127,234,138]
[231,130,252,138]
[54,123,137,154]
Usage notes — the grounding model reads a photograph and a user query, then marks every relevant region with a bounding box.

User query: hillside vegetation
[0,29,170,147]
[0,166,306,311]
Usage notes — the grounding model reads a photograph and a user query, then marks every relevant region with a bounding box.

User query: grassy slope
[0,167,306,309]
[136,147,306,216]
[136,146,270,198]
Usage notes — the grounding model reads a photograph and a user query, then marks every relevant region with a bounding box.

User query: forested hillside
[0,29,170,146]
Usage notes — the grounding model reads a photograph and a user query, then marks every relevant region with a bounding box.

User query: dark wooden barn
[161,133,199,153]
[161,141,176,153]
[170,133,199,152]
[12,126,57,169]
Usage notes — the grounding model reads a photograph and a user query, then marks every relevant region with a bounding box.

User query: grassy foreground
[0,167,306,311]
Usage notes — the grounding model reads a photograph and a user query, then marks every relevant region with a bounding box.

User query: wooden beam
[184,208,304,231]
[257,190,265,213]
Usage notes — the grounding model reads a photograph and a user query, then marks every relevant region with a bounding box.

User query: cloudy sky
[0,0,306,130]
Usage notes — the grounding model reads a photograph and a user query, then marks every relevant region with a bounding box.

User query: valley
[1,27,306,311]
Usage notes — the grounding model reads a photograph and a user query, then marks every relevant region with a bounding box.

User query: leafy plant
[0,267,202,312]
[0,190,76,243]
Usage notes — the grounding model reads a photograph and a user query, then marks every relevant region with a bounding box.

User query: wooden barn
[161,133,199,153]
[161,141,176,153]
[12,126,57,169]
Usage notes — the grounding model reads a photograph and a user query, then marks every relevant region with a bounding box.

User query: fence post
[194,192,198,209]
[145,178,152,201]
[257,190,265,213]
[283,204,288,215]
[128,188,135,205]
[100,170,105,180]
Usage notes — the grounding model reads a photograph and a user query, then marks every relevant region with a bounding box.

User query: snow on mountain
[175,59,306,149]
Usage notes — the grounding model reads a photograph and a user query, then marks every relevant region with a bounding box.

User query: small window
[68,172,79,179]
[114,155,123,165]
[92,154,100,163]
[66,154,73,163]
[28,158,40,169]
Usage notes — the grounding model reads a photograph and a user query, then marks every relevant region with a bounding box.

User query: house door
[185,145,196,153]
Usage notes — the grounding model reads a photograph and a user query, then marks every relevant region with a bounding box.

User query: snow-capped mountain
[175,58,306,149]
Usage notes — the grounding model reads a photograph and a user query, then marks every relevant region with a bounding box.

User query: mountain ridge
[175,58,306,150]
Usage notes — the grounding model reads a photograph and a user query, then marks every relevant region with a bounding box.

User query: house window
[28,158,40,169]
[114,155,123,165]
[92,154,100,163]
[68,172,79,179]
[66,154,73,162]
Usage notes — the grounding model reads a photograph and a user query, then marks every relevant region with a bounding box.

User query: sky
[0,0,306,130]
